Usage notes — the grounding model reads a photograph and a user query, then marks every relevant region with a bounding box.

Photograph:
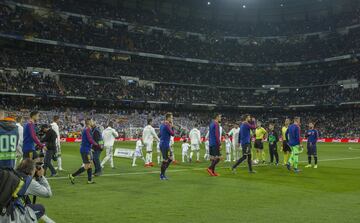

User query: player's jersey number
[0,135,17,152]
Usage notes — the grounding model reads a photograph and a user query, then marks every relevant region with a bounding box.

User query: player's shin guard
[145,153,150,164]
[274,150,279,164]
[196,151,200,161]
[288,154,293,166]
[110,155,114,168]
[269,148,274,163]
[232,155,246,169]
[308,156,312,164]
[211,158,220,172]
[284,153,290,165]
[190,151,194,160]
[161,161,168,175]
[132,156,137,166]
[261,151,266,162]
[149,153,153,164]
[314,156,318,165]
[247,154,253,171]
[72,167,85,177]
[57,157,62,169]
[293,153,299,169]
[204,153,209,160]
[209,159,216,171]
[160,161,166,175]
[87,168,92,181]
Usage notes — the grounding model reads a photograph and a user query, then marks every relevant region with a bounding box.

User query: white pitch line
[47,156,360,181]
[48,169,188,180]
[348,147,360,151]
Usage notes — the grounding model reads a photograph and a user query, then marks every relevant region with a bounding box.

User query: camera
[34,162,44,179]
[35,162,44,170]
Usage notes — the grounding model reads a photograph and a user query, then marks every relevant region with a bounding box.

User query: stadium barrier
[60,137,360,143]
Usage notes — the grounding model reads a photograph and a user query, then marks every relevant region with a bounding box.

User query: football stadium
[1,0,360,222]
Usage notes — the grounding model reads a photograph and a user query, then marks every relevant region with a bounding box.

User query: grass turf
[38,142,360,223]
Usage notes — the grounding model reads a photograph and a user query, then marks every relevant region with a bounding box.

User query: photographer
[40,124,57,177]
[0,168,38,223]
[16,159,55,223]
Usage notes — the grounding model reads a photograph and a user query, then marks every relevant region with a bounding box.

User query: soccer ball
[252,159,259,165]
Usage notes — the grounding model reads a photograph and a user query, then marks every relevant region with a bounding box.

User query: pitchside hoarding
[60,137,360,143]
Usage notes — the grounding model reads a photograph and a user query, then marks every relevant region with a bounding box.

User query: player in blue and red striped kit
[23,111,46,160]
[159,113,175,180]
[305,122,320,169]
[69,118,100,184]
[231,114,256,174]
[207,113,222,176]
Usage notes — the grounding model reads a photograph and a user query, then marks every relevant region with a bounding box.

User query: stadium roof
[104,0,360,23]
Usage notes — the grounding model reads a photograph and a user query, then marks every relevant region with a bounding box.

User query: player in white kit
[225,134,232,162]
[142,118,160,167]
[189,125,201,163]
[132,137,145,167]
[169,136,178,164]
[51,115,64,171]
[181,139,190,163]
[15,116,24,166]
[156,141,162,164]
[101,121,119,169]
[204,130,210,160]
[228,124,240,161]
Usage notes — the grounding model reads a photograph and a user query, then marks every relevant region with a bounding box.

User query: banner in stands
[61,137,360,143]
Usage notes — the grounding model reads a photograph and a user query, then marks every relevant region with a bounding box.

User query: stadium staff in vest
[92,121,104,176]
[40,124,58,177]
[0,110,19,169]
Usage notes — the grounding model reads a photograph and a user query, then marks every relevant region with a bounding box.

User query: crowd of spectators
[1,67,360,106]
[3,107,360,139]
[1,4,360,63]
[1,45,360,88]
[0,69,60,95]
[1,0,360,138]
[1,45,360,107]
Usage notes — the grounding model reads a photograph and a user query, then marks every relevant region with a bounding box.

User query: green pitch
[39,142,360,223]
